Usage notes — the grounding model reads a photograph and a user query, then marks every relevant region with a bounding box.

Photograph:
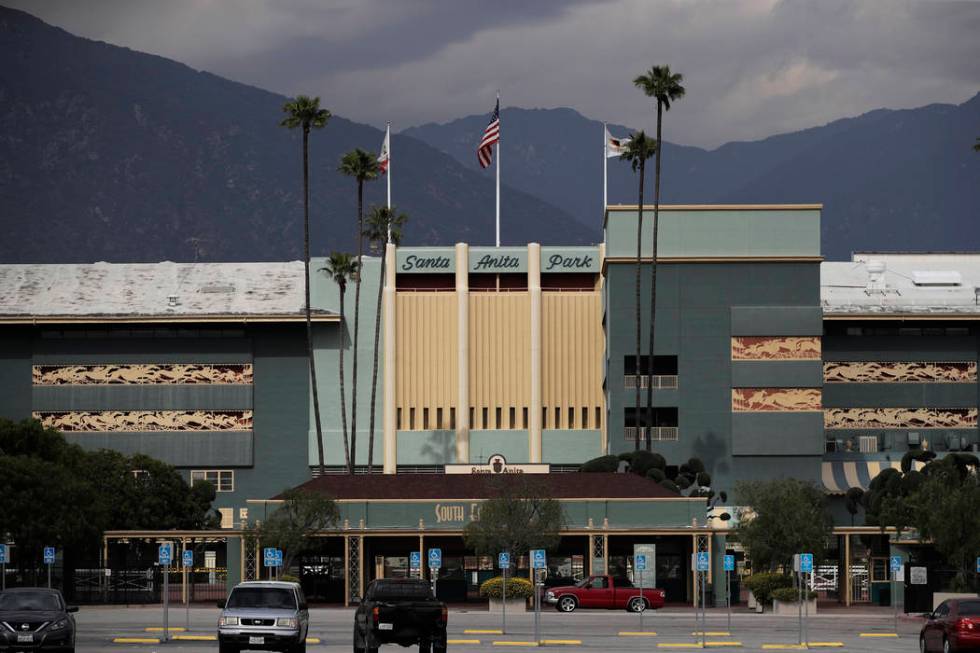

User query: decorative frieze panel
[731,337,821,360]
[823,361,977,384]
[824,408,978,430]
[32,364,253,386]
[731,388,822,412]
[33,410,253,432]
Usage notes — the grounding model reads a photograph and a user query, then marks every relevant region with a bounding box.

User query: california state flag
[605,125,630,158]
[377,129,390,174]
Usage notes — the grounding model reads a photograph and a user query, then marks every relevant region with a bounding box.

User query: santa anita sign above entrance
[445,454,550,475]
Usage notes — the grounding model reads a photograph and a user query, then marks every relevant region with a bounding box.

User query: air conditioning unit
[858,436,878,453]
[907,432,921,448]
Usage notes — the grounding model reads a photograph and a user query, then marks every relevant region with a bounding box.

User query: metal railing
[624,426,679,442]
[624,375,678,389]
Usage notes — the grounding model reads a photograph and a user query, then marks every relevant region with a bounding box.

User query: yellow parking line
[541,640,581,645]
[307,637,321,644]
[705,644,742,648]
[807,644,844,648]
[493,641,539,647]
[761,646,806,650]
[144,627,186,632]
[693,632,732,636]
[860,633,899,637]
[466,629,504,634]
[449,639,482,645]
[113,637,161,644]
[619,631,658,636]
[172,635,216,641]
[657,644,702,649]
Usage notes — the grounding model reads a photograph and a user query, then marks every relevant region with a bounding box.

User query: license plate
[17,634,34,643]
[249,636,265,645]
[379,623,394,630]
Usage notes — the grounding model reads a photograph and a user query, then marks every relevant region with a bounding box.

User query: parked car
[0,587,78,653]
[217,581,309,653]
[354,578,447,653]
[545,574,666,613]
[921,598,980,652]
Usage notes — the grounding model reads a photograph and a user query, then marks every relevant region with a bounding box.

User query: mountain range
[1,5,977,264]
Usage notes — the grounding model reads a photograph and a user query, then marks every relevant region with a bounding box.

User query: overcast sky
[9,0,980,148]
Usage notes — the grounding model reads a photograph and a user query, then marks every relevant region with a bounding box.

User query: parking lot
[76,605,923,652]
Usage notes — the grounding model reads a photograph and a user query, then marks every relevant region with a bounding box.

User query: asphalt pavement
[74,605,923,652]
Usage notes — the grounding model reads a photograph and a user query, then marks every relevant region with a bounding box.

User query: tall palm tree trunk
[338,289,351,473]
[644,101,663,452]
[367,236,387,474]
[350,182,364,474]
[634,162,645,451]
[303,128,327,474]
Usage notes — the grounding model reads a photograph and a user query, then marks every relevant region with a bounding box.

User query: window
[397,408,402,430]
[450,407,456,430]
[410,407,416,430]
[496,407,502,429]
[423,407,429,430]
[568,407,575,429]
[542,407,548,429]
[191,470,234,492]
[522,408,528,429]
[436,407,443,429]
[509,407,516,429]
[218,508,234,529]
[595,407,602,429]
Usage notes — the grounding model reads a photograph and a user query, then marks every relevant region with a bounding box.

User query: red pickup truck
[545,575,665,613]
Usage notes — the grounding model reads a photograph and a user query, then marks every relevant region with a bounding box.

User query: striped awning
[822,460,925,494]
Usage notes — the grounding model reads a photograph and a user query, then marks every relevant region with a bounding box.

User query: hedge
[479,576,534,600]
[772,587,818,603]
[743,572,793,605]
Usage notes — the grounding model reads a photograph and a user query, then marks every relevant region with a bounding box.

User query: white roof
[0,261,335,322]
[822,254,980,316]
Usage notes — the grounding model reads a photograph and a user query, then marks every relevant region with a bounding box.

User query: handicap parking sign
[183,550,194,568]
[800,553,813,573]
[891,556,903,572]
[158,543,172,565]
[723,554,735,572]
[635,554,647,571]
[263,547,277,567]
[499,552,511,569]
[696,552,710,572]
[274,549,283,568]
[0,544,7,564]
[43,547,55,564]
[976,557,980,574]
[428,548,442,569]
[531,549,547,569]
[410,551,421,569]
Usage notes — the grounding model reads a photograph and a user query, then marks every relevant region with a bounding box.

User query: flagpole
[386,122,392,241]
[603,122,608,213]
[495,91,500,248]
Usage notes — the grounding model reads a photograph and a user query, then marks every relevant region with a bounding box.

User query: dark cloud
[5,0,978,147]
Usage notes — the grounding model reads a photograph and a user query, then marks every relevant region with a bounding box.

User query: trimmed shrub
[687,458,706,474]
[659,479,680,494]
[772,587,818,603]
[646,468,666,483]
[279,574,300,583]
[579,455,621,473]
[630,450,666,476]
[743,573,793,606]
[479,576,534,600]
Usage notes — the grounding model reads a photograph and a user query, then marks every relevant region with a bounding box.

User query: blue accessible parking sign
[531,549,546,569]
[158,543,172,565]
[183,550,193,568]
[635,554,647,571]
[410,551,421,570]
[696,552,710,572]
[0,544,7,564]
[498,552,510,569]
[263,547,276,567]
[891,556,903,572]
[799,553,813,573]
[428,548,442,569]
[724,554,735,572]
[43,547,55,564]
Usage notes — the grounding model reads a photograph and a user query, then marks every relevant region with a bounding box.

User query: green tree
[463,476,565,561]
[619,132,657,450]
[862,467,922,536]
[280,95,331,475]
[255,488,340,572]
[910,454,980,591]
[735,479,831,571]
[974,137,980,152]
[322,252,360,473]
[634,66,685,453]
[362,205,407,474]
[338,149,381,472]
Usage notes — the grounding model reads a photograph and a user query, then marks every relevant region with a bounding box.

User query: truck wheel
[218,642,239,653]
[557,596,577,612]
[419,639,431,653]
[628,597,647,613]
[353,627,366,653]
[291,640,307,653]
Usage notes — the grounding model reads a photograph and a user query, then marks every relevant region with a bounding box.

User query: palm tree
[634,66,685,451]
[322,252,360,474]
[620,132,657,451]
[280,96,331,474]
[338,149,381,473]
[363,205,408,474]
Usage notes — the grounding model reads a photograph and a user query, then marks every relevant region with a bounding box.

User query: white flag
[378,129,390,174]
[605,126,631,158]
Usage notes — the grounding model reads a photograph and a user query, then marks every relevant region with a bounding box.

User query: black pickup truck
[353,579,448,653]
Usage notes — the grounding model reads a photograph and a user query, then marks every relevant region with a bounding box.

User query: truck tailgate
[374,601,444,636]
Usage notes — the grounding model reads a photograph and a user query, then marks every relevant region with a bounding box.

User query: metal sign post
[800,554,813,646]
[635,554,647,632]
[891,556,904,633]
[263,547,276,580]
[44,547,55,588]
[499,552,511,635]
[531,549,546,645]
[159,543,172,642]
[723,555,735,632]
[183,549,194,630]
[694,552,709,648]
[0,544,6,591]
[428,548,442,599]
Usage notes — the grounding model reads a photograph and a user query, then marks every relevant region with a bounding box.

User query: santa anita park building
[2,204,980,611]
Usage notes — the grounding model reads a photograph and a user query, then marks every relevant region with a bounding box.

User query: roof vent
[167,295,179,307]
[912,271,961,286]
[866,259,886,291]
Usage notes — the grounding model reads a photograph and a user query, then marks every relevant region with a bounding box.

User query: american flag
[477,99,500,169]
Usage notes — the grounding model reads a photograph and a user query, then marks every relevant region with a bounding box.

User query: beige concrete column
[598,242,609,455]
[383,243,398,474]
[528,243,543,463]
[455,243,470,464]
